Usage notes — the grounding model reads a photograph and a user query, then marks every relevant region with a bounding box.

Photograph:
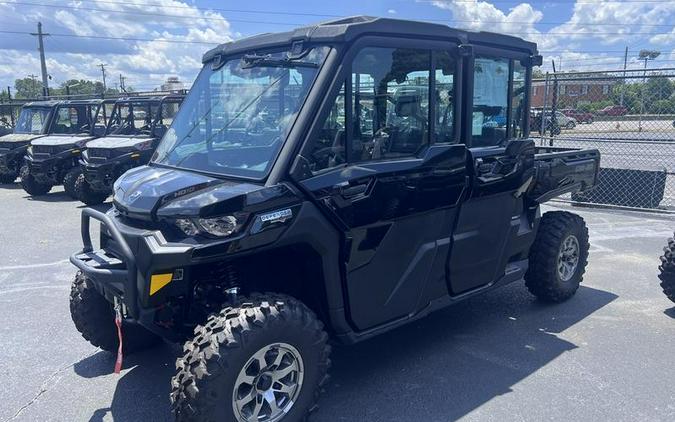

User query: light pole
[65,82,80,99]
[637,49,660,131]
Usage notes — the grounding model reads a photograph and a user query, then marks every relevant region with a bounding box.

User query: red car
[596,105,629,116]
[561,108,594,124]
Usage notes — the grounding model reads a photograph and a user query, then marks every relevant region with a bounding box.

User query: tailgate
[529,146,600,203]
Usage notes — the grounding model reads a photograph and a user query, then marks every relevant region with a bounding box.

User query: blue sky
[0,0,674,92]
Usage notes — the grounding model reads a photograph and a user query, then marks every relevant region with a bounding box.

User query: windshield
[15,107,51,134]
[152,46,331,178]
[106,101,160,136]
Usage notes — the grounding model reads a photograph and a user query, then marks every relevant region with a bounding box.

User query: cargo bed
[530,145,601,203]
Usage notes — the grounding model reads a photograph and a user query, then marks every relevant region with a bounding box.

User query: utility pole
[98,63,107,92]
[30,22,50,98]
[119,73,126,92]
[620,46,628,106]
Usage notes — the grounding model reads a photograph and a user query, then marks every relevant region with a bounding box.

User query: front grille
[88,148,126,160]
[32,144,72,154]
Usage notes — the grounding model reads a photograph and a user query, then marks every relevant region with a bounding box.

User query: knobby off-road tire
[0,172,17,184]
[75,173,109,206]
[525,211,590,302]
[20,164,52,196]
[658,234,675,303]
[171,294,331,422]
[69,272,161,354]
[62,167,82,199]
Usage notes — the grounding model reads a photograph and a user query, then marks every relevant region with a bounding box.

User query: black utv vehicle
[69,17,600,422]
[659,233,675,303]
[21,99,107,197]
[0,101,60,184]
[76,95,184,205]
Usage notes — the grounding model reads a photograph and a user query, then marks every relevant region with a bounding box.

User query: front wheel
[69,272,162,353]
[565,121,576,129]
[658,234,675,303]
[20,165,52,196]
[75,174,110,205]
[0,172,17,184]
[63,167,82,199]
[525,211,589,302]
[171,294,331,422]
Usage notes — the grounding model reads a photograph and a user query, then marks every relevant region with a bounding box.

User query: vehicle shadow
[664,306,675,319]
[0,182,21,189]
[76,202,112,212]
[73,283,616,422]
[23,191,76,202]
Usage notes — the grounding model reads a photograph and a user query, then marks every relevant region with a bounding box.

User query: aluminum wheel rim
[558,235,580,282]
[232,343,304,422]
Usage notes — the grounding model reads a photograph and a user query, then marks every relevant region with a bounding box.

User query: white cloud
[0,0,234,91]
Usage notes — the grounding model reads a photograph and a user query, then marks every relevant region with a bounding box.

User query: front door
[295,44,467,331]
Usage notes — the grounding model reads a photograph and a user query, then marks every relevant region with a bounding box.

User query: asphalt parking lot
[1,184,674,422]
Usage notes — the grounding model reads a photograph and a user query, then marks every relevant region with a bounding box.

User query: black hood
[113,165,290,220]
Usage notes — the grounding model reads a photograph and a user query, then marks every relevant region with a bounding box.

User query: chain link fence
[534,68,675,212]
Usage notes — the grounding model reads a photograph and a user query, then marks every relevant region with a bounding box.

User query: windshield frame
[150,44,333,182]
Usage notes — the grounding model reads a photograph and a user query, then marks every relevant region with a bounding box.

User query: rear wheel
[75,174,109,205]
[62,167,82,199]
[69,272,162,353]
[525,211,589,302]
[658,234,675,303]
[20,164,52,196]
[171,294,331,422]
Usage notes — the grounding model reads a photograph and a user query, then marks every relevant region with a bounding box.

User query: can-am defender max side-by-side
[69,17,600,422]
[76,95,185,205]
[0,101,60,184]
[21,99,108,197]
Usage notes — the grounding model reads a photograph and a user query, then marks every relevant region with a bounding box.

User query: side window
[434,51,456,143]
[350,47,431,161]
[472,56,509,147]
[52,107,82,134]
[511,60,527,138]
[305,82,346,174]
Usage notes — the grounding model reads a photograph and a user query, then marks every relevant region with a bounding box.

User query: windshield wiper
[241,54,318,69]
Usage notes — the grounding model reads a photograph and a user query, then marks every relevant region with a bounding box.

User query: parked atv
[21,99,107,197]
[0,101,60,184]
[659,233,675,303]
[69,17,600,422]
[76,95,184,205]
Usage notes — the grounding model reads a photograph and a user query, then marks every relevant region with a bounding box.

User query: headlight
[175,215,239,238]
[175,218,200,236]
[27,145,32,155]
[81,149,88,160]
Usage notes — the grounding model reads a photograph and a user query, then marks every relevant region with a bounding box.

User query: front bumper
[82,151,151,191]
[70,208,193,340]
[25,150,79,183]
[0,145,29,175]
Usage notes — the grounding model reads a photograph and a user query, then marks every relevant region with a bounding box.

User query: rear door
[293,39,468,331]
[447,51,536,294]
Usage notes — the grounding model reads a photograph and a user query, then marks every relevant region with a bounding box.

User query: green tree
[645,77,673,102]
[14,77,44,98]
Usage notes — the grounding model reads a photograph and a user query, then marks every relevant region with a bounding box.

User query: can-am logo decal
[260,208,293,223]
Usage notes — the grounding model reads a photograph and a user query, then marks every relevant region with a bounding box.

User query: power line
[3,1,675,28]
[0,30,219,45]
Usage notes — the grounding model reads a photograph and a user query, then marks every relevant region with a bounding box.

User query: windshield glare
[15,107,51,134]
[152,46,331,178]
